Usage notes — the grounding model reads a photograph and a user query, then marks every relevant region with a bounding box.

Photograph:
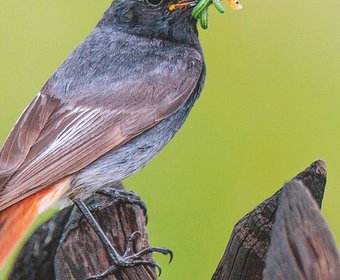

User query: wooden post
[9,182,158,280]
[263,180,340,280]
[211,160,332,280]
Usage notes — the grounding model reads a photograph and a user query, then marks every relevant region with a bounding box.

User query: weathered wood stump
[9,182,158,280]
[263,180,340,280]
[212,160,340,280]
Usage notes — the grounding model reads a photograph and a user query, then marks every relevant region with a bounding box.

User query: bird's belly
[70,92,198,197]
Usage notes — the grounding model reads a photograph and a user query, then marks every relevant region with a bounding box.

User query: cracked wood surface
[212,160,328,280]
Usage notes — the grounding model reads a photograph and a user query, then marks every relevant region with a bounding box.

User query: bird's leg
[73,199,121,262]
[73,198,172,280]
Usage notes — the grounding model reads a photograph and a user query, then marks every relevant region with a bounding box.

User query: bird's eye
[146,0,163,6]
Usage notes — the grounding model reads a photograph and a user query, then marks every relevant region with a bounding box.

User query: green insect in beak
[193,0,243,29]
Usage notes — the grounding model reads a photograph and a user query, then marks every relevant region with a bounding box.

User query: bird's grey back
[47,27,202,104]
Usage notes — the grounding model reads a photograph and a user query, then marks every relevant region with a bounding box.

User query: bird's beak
[169,0,197,11]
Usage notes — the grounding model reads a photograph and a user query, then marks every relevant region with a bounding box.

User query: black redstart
[0,0,205,277]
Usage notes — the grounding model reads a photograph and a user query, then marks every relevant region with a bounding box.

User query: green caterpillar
[192,0,224,29]
[193,0,242,29]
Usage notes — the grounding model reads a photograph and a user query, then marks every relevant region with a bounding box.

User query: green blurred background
[1,0,340,279]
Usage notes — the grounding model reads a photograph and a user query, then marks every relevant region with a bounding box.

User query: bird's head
[98,0,200,47]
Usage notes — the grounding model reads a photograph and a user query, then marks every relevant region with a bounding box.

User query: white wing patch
[7,106,108,189]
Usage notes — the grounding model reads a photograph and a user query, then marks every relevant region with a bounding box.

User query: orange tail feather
[0,179,70,269]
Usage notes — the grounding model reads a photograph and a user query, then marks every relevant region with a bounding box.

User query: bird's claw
[84,231,172,280]
[91,187,148,220]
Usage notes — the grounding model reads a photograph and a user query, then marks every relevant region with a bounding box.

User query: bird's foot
[85,231,173,280]
[91,187,148,218]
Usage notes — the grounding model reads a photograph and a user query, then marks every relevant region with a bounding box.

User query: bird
[0,0,205,277]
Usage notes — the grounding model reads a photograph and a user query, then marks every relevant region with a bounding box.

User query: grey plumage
[0,0,205,209]
[72,72,205,198]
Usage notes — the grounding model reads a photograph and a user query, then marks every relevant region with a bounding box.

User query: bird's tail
[0,178,70,270]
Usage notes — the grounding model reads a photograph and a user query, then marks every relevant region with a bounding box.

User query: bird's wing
[0,49,203,211]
